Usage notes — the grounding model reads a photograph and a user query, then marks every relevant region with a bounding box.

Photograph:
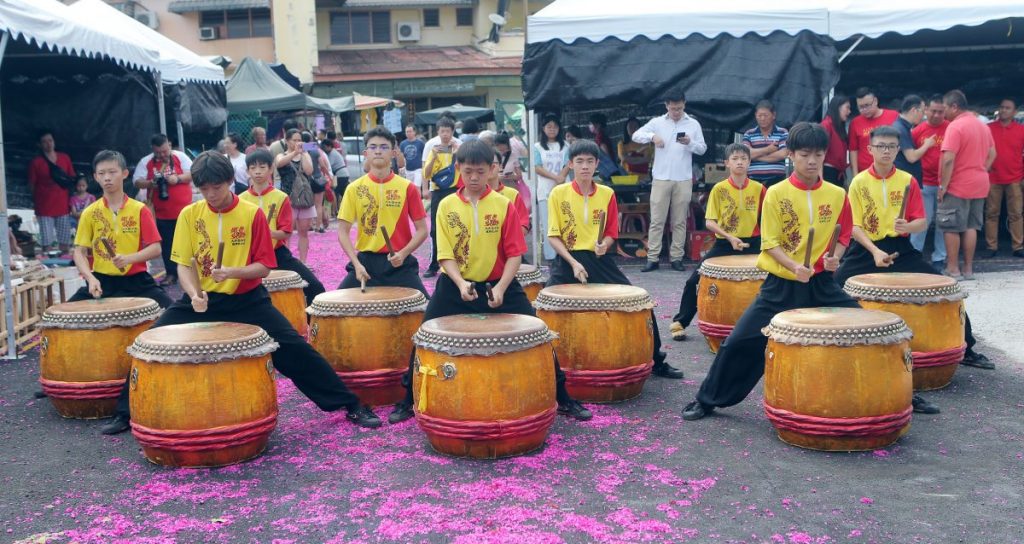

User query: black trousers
[399,274,572,406]
[834,236,977,351]
[547,251,665,364]
[155,219,177,279]
[672,236,761,327]
[275,245,325,304]
[750,174,787,188]
[427,187,457,271]
[695,273,861,409]
[68,272,173,308]
[338,251,429,297]
[113,287,362,419]
[822,166,846,188]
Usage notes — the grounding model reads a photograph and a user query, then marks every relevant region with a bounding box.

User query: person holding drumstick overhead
[101,151,381,435]
[388,140,591,424]
[683,123,862,421]
[545,139,682,380]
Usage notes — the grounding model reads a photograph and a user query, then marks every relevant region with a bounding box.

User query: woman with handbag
[276,129,316,262]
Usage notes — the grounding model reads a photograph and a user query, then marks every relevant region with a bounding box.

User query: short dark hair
[282,119,299,133]
[569,139,601,160]
[786,122,830,152]
[565,125,583,139]
[900,95,924,114]
[226,132,243,148]
[664,92,686,103]
[724,143,751,159]
[150,133,169,148]
[320,139,335,152]
[285,128,301,141]
[36,128,54,142]
[855,87,876,100]
[494,132,511,147]
[755,99,775,114]
[92,149,127,171]
[870,125,901,141]
[300,131,314,143]
[928,94,944,105]
[245,148,274,168]
[405,124,417,133]
[436,117,456,131]
[364,126,396,146]
[326,130,337,140]
[943,90,968,110]
[588,113,607,127]
[191,150,235,187]
[455,139,494,165]
[1001,97,1018,108]
[462,118,480,135]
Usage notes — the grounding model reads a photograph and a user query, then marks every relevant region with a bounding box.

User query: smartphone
[436,145,452,153]
[676,132,687,141]
[302,142,318,152]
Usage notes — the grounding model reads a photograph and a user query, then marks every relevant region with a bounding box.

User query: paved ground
[2,227,1023,544]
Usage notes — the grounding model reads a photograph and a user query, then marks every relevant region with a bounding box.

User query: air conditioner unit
[199,26,219,40]
[134,11,159,29]
[397,21,421,42]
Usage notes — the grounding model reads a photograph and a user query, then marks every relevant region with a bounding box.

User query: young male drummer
[337,127,429,296]
[669,143,765,341]
[100,151,380,435]
[238,148,325,304]
[546,139,682,380]
[682,123,862,421]
[387,140,591,424]
[834,125,992,378]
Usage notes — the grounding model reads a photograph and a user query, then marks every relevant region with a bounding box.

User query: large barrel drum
[39,297,161,419]
[412,314,557,459]
[844,273,966,391]
[763,308,914,452]
[515,263,545,302]
[263,270,309,335]
[696,255,766,353]
[127,322,279,468]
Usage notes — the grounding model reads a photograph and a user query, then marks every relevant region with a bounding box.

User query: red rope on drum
[562,361,654,387]
[38,378,125,400]
[337,368,406,389]
[912,344,966,368]
[696,320,734,339]
[763,404,912,437]
[130,412,278,452]
[415,406,556,441]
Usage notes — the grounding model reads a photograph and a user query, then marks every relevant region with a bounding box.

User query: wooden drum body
[308,288,426,406]
[516,263,545,302]
[412,314,557,459]
[39,298,161,419]
[264,270,309,336]
[535,284,654,403]
[763,308,914,452]
[127,322,279,468]
[845,273,966,391]
[696,255,766,353]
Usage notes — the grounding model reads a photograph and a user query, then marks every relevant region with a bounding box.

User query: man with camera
[133,133,193,287]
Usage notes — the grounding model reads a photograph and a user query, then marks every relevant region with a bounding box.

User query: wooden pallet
[0,276,62,354]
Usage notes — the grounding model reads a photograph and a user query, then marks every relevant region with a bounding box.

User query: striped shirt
[742,125,788,180]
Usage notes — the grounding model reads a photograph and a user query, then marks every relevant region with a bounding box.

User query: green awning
[168,0,269,14]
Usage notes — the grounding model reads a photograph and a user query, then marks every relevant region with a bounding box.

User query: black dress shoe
[423,269,438,278]
[557,399,593,421]
[979,249,998,259]
[962,350,995,370]
[671,260,686,272]
[346,405,382,428]
[652,362,684,379]
[641,261,659,272]
[912,395,940,414]
[1014,249,1024,258]
[682,401,713,421]
[100,415,131,435]
[388,402,415,424]
[33,390,47,399]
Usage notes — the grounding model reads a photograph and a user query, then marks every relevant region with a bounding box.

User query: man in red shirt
[848,87,900,176]
[26,130,74,252]
[983,98,1024,258]
[938,90,996,281]
[910,96,950,268]
[132,134,193,287]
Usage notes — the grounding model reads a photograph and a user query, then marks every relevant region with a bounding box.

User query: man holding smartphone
[632,92,707,272]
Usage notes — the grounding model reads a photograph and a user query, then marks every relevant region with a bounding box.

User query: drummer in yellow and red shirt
[100,151,381,435]
[239,148,325,304]
[682,123,863,421]
[337,127,429,296]
[546,139,682,380]
[388,140,591,424]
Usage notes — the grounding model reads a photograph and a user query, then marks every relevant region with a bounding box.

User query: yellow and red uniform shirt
[239,185,293,249]
[170,195,276,295]
[705,178,766,238]
[436,186,526,282]
[758,174,853,280]
[495,183,530,232]
[848,166,925,242]
[338,172,426,253]
[74,196,160,276]
[546,180,619,251]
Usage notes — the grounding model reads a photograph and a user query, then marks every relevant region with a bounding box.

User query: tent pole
[0,31,22,360]
[156,73,167,135]
[176,121,186,154]
[838,35,864,63]
[526,109,541,265]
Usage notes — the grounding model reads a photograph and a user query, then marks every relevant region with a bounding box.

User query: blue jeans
[911,184,946,262]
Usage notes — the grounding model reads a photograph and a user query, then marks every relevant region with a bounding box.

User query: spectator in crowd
[478,130,496,146]
[133,133,193,286]
[849,87,900,176]
[821,94,851,186]
[68,176,95,232]
[742,100,789,186]
[27,129,75,253]
[327,130,342,150]
[275,129,316,262]
[983,98,1024,258]
[938,90,996,280]
[892,95,934,185]
[400,125,425,194]
[383,101,403,136]
[245,127,269,154]
[632,92,707,272]
[588,113,615,159]
[460,118,481,143]
[422,117,461,278]
[495,132,530,212]
[302,131,333,234]
[911,95,950,268]
[565,125,583,146]
[224,132,248,194]
[533,115,570,262]
[269,119,300,158]
[618,117,653,176]
[320,139,347,221]
[421,113,461,163]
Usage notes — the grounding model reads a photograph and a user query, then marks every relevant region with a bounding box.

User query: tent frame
[0,30,18,359]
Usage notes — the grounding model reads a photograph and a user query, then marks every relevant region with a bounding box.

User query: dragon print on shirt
[90,207,118,261]
[355,185,379,236]
[719,191,740,233]
[446,211,471,267]
[857,186,880,235]
[559,201,578,250]
[194,218,215,278]
[778,198,802,252]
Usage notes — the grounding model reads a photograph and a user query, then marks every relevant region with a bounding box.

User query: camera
[153,172,170,200]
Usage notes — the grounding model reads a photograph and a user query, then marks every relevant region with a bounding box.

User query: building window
[455,7,473,26]
[331,11,391,44]
[199,9,270,39]
[423,8,440,27]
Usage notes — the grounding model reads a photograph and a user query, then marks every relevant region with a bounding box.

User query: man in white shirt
[632,93,707,272]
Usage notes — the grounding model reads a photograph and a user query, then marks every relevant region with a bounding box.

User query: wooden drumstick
[266,203,278,225]
[596,211,606,249]
[100,237,126,272]
[803,227,815,268]
[215,241,225,269]
[826,224,842,258]
[381,225,396,256]
[484,283,495,302]
[360,277,366,293]
[188,257,204,291]
[897,185,911,220]
[884,251,900,264]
